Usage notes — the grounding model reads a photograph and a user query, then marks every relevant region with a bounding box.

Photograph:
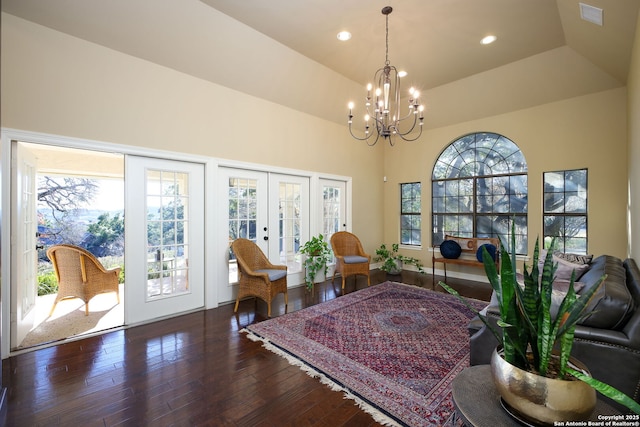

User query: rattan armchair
[46,244,121,316]
[330,231,371,290]
[231,238,288,318]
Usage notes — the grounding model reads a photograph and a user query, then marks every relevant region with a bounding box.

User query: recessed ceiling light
[398,71,407,78]
[481,35,497,45]
[337,31,352,41]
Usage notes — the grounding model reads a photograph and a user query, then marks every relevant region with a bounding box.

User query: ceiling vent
[579,3,603,26]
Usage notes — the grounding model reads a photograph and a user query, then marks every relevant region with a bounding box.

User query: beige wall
[628,10,640,261]
[383,87,629,267]
[0,13,385,253]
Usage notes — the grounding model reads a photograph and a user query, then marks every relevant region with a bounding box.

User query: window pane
[446,196,460,213]
[459,195,473,213]
[445,180,459,196]
[459,179,473,195]
[433,197,445,213]
[565,236,587,254]
[544,193,564,213]
[433,181,445,197]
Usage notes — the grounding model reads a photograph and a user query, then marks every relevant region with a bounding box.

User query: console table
[451,365,621,426]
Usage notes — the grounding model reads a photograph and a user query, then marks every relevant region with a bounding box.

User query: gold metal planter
[490,348,596,426]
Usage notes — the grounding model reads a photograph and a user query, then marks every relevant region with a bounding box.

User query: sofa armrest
[571,334,640,410]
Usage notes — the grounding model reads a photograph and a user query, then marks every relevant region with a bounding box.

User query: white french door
[319,178,347,277]
[220,168,309,303]
[125,156,205,324]
[270,173,309,285]
[10,142,38,348]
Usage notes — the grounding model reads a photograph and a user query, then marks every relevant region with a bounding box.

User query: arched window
[432,132,528,254]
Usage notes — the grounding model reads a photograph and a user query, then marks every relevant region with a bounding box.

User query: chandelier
[348,6,424,146]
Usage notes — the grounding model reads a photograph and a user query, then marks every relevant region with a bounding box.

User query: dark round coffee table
[451,365,621,426]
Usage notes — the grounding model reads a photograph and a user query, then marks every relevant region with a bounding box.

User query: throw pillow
[476,243,497,262]
[440,240,462,259]
[553,251,593,265]
[538,250,591,281]
[554,256,590,281]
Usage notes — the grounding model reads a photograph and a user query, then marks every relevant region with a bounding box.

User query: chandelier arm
[348,124,376,141]
[370,112,386,128]
[395,123,423,142]
[388,135,396,147]
[396,109,418,123]
[366,132,382,146]
[394,113,419,135]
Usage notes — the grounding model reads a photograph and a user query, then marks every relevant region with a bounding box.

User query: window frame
[543,168,588,254]
[431,132,528,254]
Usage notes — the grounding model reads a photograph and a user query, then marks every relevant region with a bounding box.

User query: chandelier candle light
[348,6,424,146]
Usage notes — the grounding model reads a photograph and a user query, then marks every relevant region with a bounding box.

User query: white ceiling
[2,0,639,129]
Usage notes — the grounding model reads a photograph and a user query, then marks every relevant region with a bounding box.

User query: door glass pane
[323,185,341,240]
[22,160,37,315]
[146,169,190,299]
[228,177,258,283]
[279,181,302,273]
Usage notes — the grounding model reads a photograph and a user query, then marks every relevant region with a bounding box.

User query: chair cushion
[343,255,368,264]
[255,269,287,281]
[440,240,462,259]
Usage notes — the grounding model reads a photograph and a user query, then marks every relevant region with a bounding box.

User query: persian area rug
[242,281,487,427]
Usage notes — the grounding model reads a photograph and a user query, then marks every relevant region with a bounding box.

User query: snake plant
[439,226,640,414]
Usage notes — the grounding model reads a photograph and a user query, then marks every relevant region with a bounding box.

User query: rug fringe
[241,328,403,427]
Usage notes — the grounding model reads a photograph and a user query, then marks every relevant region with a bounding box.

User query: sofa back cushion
[579,255,635,330]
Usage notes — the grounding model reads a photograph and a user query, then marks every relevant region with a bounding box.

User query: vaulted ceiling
[2,0,638,129]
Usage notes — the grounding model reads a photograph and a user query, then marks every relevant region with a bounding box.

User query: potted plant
[375,243,425,275]
[440,229,640,423]
[299,234,332,290]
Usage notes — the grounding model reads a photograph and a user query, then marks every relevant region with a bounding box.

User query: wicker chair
[46,244,121,316]
[231,238,288,318]
[330,231,371,290]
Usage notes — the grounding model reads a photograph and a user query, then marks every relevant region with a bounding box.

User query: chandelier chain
[385,13,390,66]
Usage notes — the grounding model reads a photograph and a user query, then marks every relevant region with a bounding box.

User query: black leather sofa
[467,255,640,412]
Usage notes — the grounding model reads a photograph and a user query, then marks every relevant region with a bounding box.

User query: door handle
[263,236,269,241]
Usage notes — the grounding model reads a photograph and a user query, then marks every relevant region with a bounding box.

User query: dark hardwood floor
[2,271,491,427]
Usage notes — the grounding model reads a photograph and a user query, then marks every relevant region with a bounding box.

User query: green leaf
[556,274,607,338]
[484,229,528,368]
[482,249,502,303]
[568,367,640,414]
[537,241,556,376]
